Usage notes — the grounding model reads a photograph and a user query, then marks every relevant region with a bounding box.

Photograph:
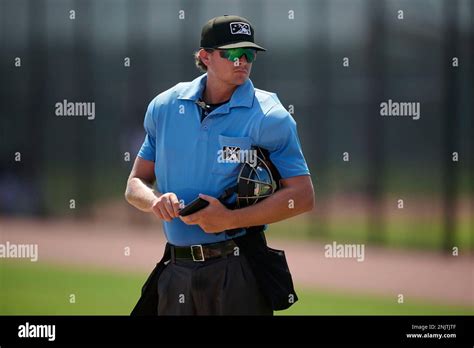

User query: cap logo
[229,22,251,36]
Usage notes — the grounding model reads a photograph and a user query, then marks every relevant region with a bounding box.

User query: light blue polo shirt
[138,73,310,246]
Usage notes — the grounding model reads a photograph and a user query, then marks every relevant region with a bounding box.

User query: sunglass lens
[221,48,256,63]
[244,49,255,63]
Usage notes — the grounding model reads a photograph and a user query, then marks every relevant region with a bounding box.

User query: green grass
[1,261,472,315]
[279,289,474,315]
[0,261,143,315]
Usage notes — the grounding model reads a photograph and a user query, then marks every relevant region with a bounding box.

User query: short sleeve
[257,104,310,179]
[137,99,157,162]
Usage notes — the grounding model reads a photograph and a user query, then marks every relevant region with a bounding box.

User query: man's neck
[202,76,238,104]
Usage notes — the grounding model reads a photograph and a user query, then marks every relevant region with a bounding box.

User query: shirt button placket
[202,119,209,131]
[199,120,209,141]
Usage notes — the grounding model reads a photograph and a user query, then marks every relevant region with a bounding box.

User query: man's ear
[199,49,211,67]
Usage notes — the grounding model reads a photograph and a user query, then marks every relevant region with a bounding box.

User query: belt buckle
[190,244,205,262]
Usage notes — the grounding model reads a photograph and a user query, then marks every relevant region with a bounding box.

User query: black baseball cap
[200,15,266,51]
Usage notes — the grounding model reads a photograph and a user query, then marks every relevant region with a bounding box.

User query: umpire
[125,15,315,315]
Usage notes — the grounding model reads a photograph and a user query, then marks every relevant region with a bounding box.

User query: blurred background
[0,0,472,315]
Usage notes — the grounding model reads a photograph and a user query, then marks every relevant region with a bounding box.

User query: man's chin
[233,76,249,85]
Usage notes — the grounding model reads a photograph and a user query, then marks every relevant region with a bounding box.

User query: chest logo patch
[222,146,241,162]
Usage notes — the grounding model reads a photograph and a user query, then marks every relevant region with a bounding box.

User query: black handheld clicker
[178,197,210,216]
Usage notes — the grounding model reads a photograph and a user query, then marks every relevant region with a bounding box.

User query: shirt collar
[177,73,255,111]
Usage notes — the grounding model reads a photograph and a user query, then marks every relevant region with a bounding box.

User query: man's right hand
[125,157,181,221]
[151,192,181,221]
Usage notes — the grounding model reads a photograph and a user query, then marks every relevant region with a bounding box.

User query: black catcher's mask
[219,147,281,209]
[235,147,281,208]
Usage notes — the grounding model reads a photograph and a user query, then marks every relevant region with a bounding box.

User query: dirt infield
[1,217,473,306]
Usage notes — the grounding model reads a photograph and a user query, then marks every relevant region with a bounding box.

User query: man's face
[200,49,255,86]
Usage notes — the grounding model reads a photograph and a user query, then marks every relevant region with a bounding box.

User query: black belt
[170,239,238,262]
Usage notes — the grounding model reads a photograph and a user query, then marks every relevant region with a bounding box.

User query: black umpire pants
[156,251,273,315]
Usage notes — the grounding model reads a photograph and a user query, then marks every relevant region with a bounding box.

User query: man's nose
[236,55,248,66]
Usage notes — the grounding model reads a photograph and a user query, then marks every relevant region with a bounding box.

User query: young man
[125,15,315,315]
